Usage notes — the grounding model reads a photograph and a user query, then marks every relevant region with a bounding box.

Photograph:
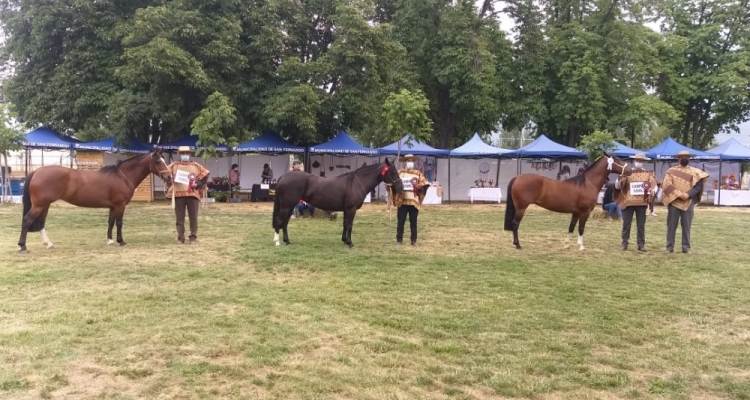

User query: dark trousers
[666,203,694,252]
[396,205,419,243]
[175,196,199,241]
[622,205,647,248]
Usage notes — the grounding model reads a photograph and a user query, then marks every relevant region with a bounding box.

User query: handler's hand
[679,192,689,200]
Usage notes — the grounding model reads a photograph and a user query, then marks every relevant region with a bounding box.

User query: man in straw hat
[392,154,430,246]
[166,146,210,244]
[660,150,709,254]
[614,153,659,251]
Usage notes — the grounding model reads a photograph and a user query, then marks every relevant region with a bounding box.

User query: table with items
[252,183,276,202]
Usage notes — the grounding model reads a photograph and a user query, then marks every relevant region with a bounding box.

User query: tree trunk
[436,87,455,148]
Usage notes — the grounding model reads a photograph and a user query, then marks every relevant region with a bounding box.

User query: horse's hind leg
[38,206,53,249]
[344,209,356,248]
[282,207,294,245]
[565,215,579,249]
[512,207,527,250]
[18,205,45,254]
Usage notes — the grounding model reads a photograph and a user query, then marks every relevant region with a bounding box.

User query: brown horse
[503,152,632,250]
[272,159,404,247]
[18,150,172,253]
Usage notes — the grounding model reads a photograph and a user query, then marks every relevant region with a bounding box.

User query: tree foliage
[578,130,618,162]
[190,91,237,159]
[0,0,748,150]
[382,88,433,152]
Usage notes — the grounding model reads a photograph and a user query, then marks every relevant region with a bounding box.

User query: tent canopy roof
[508,134,586,159]
[644,137,719,160]
[378,135,450,157]
[156,135,230,152]
[23,127,81,149]
[450,133,513,158]
[74,137,153,154]
[705,138,750,161]
[233,130,305,154]
[309,131,378,155]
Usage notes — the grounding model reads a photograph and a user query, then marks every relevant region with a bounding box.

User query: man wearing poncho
[614,153,660,252]
[392,154,430,246]
[660,150,710,254]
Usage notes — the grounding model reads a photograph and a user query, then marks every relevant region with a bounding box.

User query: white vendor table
[713,190,750,206]
[468,187,502,203]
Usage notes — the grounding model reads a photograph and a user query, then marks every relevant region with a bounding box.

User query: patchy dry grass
[1,200,749,399]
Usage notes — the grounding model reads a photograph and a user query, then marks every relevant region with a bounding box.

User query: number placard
[174,170,191,185]
[630,182,644,196]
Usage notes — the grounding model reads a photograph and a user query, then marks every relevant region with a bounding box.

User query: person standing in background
[660,151,710,254]
[392,154,430,246]
[261,163,273,183]
[230,163,240,186]
[615,153,659,252]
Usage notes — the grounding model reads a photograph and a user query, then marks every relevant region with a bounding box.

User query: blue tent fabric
[611,142,645,158]
[23,127,81,149]
[706,138,750,161]
[309,131,379,155]
[644,137,718,160]
[156,135,230,152]
[75,137,154,154]
[233,131,305,154]
[507,134,586,159]
[378,135,450,157]
[450,133,513,158]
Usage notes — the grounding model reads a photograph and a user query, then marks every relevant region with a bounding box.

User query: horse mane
[98,154,145,174]
[564,156,604,186]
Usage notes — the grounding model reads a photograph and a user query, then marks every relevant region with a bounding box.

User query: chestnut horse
[18,150,172,253]
[272,159,404,247]
[504,153,632,250]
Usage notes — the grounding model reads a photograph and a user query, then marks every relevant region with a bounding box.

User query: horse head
[150,150,172,185]
[382,158,404,193]
[602,152,632,177]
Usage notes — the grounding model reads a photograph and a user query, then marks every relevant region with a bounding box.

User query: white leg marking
[274,232,280,247]
[108,239,115,245]
[40,229,54,248]
[578,234,585,251]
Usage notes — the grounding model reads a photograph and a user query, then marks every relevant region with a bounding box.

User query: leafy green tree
[578,130,617,162]
[0,102,26,202]
[382,88,432,155]
[190,92,237,159]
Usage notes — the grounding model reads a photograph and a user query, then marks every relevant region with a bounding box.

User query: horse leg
[565,215,579,249]
[115,208,126,246]
[38,206,53,249]
[341,214,347,242]
[512,207,527,250]
[107,208,116,245]
[345,209,356,248]
[283,208,294,245]
[577,212,591,251]
[18,205,45,254]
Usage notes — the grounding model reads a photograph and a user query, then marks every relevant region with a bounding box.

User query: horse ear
[385,158,391,165]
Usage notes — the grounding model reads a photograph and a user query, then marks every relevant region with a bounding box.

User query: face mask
[633,162,643,168]
[233,167,238,171]
[406,162,414,169]
[679,159,689,167]
[180,155,190,162]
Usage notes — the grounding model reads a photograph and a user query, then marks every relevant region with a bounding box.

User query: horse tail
[504,177,517,231]
[22,171,45,232]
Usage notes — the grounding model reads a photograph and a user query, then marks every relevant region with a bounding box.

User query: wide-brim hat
[630,152,651,161]
[177,146,192,153]
[399,154,420,162]
[675,150,693,158]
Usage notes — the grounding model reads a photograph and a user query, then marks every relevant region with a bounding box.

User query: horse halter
[380,164,399,187]
[606,157,628,177]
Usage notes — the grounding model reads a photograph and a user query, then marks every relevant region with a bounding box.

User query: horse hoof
[579,246,585,251]
[107,239,114,245]
[19,249,28,254]
[119,242,127,247]
[275,242,280,247]
[46,245,54,249]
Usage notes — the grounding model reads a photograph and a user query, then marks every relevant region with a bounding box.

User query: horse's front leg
[345,209,357,248]
[577,211,591,251]
[565,215,579,249]
[107,208,116,245]
[115,207,126,246]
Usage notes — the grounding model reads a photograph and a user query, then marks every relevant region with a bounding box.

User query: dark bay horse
[272,158,404,247]
[18,150,172,253]
[504,153,632,251]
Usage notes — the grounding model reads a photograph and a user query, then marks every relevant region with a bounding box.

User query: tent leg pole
[448,158,451,204]
[718,161,722,206]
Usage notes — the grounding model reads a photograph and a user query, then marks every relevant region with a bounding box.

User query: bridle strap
[118,169,135,191]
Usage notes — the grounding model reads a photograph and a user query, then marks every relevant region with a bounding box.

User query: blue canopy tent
[706,138,750,205]
[506,134,586,176]
[233,130,305,154]
[611,142,645,158]
[449,133,514,202]
[156,135,230,153]
[378,135,450,157]
[644,137,718,160]
[23,127,80,149]
[309,131,379,156]
[22,127,82,173]
[74,137,154,154]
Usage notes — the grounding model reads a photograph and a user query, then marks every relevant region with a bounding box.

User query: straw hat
[399,154,419,162]
[630,152,651,161]
[177,146,192,153]
[675,150,693,158]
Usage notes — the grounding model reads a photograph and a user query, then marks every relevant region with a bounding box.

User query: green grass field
[1,201,749,400]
